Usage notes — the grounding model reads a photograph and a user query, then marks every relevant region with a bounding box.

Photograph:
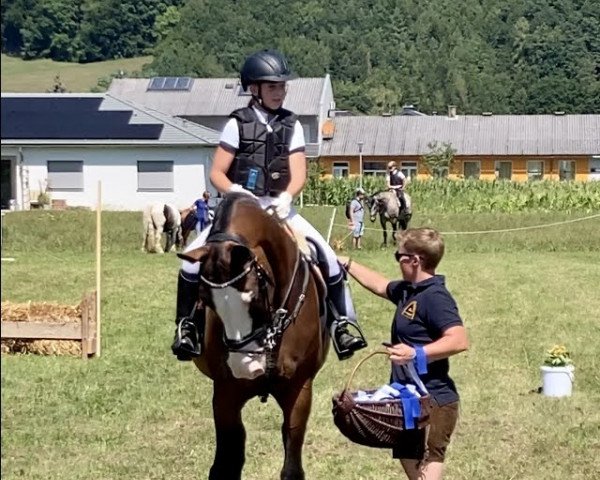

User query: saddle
[286,226,328,317]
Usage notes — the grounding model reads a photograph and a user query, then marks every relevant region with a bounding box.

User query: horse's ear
[177,246,209,264]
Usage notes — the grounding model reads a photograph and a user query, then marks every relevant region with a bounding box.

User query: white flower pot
[540,365,574,397]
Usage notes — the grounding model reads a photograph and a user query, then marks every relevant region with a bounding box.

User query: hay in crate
[1,300,82,356]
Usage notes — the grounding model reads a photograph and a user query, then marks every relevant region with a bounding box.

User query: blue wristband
[414,345,427,375]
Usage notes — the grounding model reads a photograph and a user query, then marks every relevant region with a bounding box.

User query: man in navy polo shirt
[338,227,468,480]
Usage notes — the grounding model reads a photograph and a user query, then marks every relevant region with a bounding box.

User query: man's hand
[228,184,256,197]
[272,192,293,219]
[385,343,416,365]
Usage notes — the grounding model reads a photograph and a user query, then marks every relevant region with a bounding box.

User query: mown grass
[1,54,152,93]
[1,208,600,479]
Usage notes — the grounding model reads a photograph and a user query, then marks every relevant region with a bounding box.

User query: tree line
[2,0,599,114]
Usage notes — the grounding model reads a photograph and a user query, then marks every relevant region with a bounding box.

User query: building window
[463,161,481,179]
[400,162,418,179]
[495,161,512,180]
[527,160,544,181]
[138,161,174,191]
[591,156,600,175]
[332,162,349,178]
[47,161,83,191]
[559,160,576,181]
[363,161,386,177]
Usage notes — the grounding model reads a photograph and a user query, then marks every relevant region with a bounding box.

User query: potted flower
[37,191,51,209]
[37,180,51,210]
[540,345,575,397]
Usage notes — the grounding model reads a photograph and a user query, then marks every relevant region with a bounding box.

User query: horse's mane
[210,193,263,234]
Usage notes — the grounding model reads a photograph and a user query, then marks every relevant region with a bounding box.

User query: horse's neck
[256,223,298,302]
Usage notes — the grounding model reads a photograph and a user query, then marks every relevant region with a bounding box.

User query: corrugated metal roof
[321,115,600,156]
[103,94,220,144]
[107,77,328,116]
[1,93,220,146]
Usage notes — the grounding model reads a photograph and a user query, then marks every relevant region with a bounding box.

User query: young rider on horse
[387,161,408,212]
[171,49,367,362]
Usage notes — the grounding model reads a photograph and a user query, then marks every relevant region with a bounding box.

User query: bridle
[198,230,310,357]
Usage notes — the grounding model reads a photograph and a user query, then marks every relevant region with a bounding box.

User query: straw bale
[1,339,81,356]
[1,300,83,357]
[1,301,80,323]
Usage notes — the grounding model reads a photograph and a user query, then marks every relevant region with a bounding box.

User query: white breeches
[181,196,341,279]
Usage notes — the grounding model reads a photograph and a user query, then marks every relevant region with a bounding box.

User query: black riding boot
[171,271,205,361]
[398,191,407,212]
[327,275,368,360]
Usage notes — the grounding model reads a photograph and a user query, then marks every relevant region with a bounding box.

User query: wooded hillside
[2,0,599,114]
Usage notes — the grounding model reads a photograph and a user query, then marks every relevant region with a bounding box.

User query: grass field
[0,54,152,93]
[1,208,600,479]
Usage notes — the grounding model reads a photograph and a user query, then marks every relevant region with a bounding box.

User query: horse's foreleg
[164,231,173,253]
[276,379,313,480]
[154,229,164,254]
[142,223,149,252]
[209,383,248,480]
[380,216,387,248]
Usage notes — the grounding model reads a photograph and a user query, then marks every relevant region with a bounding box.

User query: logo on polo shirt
[402,301,417,320]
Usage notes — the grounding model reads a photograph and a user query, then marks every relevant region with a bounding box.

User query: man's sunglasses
[394,251,416,262]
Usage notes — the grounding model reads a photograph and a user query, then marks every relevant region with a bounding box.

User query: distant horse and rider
[366,189,412,248]
[178,193,334,479]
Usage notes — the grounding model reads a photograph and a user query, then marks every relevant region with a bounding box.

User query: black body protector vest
[226,107,297,196]
[389,169,404,187]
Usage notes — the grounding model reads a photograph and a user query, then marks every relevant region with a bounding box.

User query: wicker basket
[332,351,433,449]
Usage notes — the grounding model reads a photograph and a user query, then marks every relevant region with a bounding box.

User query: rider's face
[252,82,287,110]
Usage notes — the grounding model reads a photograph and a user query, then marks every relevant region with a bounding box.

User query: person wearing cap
[171,49,367,362]
[349,188,366,250]
[387,161,408,212]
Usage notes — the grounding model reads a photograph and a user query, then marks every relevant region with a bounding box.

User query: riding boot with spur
[326,274,368,360]
[171,271,205,361]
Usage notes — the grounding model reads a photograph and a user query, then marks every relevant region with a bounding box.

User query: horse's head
[179,193,301,380]
[368,192,384,222]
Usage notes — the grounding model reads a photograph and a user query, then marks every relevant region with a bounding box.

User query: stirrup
[329,318,368,361]
[171,317,202,361]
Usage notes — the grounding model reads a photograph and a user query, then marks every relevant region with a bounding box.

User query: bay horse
[179,206,196,248]
[367,190,412,247]
[141,203,182,253]
[178,193,329,480]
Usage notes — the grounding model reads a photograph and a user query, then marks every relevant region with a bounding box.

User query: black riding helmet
[240,49,296,91]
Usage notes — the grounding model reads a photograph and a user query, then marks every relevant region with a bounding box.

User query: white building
[1,93,220,211]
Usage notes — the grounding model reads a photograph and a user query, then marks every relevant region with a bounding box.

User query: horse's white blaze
[212,287,266,380]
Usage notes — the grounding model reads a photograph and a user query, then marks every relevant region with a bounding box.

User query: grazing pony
[141,203,182,254]
[179,193,328,480]
[367,190,412,247]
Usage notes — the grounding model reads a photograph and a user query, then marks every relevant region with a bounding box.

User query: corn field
[302,177,600,213]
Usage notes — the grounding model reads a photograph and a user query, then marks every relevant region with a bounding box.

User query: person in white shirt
[171,49,367,361]
[349,188,366,250]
